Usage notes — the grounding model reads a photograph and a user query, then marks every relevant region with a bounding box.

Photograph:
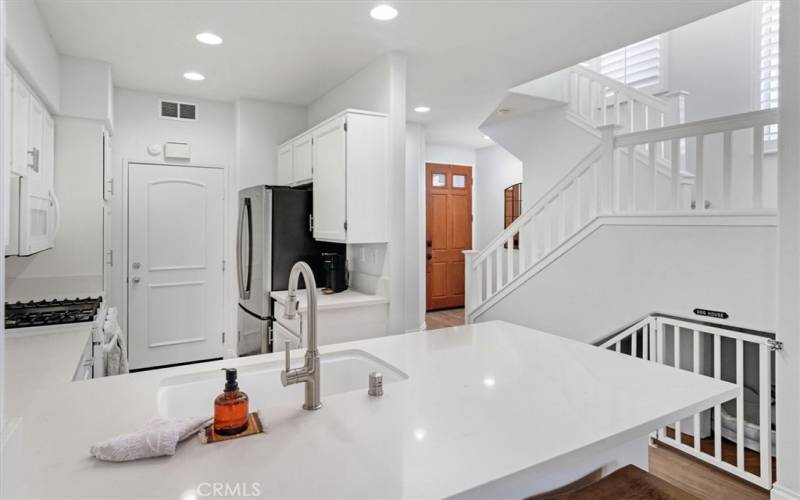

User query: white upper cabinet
[6,65,57,255]
[278,109,388,244]
[311,117,348,242]
[292,133,313,185]
[277,144,293,186]
[276,132,313,187]
[11,72,30,177]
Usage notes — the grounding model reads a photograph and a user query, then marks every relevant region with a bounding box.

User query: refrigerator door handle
[237,197,253,300]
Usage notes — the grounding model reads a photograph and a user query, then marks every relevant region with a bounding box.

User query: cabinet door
[27,95,45,188]
[312,117,347,242]
[42,113,57,247]
[103,129,113,200]
[293,133,313,185]
[277,144,293,186]
[4,64,14,253]
[5,174,19,256]
[11,73,30,176]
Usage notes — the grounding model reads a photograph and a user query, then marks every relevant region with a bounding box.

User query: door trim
[121,160,226,361]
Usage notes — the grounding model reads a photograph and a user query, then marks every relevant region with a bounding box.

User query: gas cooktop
[5,297,103,329]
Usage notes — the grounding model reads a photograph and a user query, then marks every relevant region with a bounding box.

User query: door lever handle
[131,277,141,283]
[426,254,432,261]
[426,240,432,247]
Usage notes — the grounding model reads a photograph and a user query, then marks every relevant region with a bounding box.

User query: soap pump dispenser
[214,368,249,435]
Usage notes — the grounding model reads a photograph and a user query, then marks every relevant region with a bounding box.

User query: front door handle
[426,254,432,261]
[426,240,432,247]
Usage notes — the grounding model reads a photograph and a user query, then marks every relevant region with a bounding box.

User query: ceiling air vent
[159,100,197,121]
[179,103,197,120]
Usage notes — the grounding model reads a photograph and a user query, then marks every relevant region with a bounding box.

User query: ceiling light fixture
[183,71,205,81]
[414,105,431,113]
[483,134,491,140]
[370,4,398,21]
[196,32,223,45]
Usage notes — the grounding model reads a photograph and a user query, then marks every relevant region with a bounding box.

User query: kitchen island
[2,320,736,499]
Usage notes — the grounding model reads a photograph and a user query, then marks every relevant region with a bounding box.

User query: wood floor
[424,307,465,330]
[423,308,771,499]
[649,442,768,500]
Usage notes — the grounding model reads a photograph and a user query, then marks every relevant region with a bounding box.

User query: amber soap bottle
[214,368,249,435]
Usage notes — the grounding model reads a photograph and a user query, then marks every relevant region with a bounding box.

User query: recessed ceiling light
[370,4,398,21]
[414,105,431,113]
[183,71,205,81]
[483,135,491,140]
[196,32,223,45]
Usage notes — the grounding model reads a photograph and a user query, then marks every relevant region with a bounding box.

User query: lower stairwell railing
[465,108,780,321]
[599,314,780,489]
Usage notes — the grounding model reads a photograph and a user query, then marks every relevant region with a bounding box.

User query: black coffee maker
[321,253,347,294]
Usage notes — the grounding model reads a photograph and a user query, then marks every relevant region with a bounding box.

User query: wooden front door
[426,163,473,311]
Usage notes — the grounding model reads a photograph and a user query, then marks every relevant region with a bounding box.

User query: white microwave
[5,173,59,257]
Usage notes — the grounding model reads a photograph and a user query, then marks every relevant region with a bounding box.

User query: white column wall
[775,1,800,498]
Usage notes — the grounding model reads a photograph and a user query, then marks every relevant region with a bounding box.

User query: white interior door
[128,163,224,369]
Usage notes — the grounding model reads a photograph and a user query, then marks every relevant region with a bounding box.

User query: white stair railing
[568,65,675,134]
[464,144,603,314]
[614,108,779,211]
[465,108,779,320]
[601,314,779,490]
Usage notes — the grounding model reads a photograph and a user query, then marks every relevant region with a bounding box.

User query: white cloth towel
[103,314,129,376]
[90,416,211,462]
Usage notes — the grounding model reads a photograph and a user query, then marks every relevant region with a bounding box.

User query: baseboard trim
[772,483,800,500]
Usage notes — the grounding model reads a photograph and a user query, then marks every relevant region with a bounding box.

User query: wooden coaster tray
[202,411,264,444]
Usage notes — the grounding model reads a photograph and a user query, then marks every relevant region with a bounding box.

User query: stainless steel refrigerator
[236,185,342,356]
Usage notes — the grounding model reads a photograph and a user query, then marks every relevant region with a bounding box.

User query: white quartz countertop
[270,288,388,312]
[3,320,737,499]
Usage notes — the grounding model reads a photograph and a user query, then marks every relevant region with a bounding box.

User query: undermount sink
[157,349,408,418]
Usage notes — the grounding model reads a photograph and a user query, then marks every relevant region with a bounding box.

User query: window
[504,183,522,249]
[596,36,665,92]
[759,0,780,142]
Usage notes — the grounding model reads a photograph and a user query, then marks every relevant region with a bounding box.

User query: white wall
[477,222,777,343]
[235,98,306,189]
[483,106,598,212]
[59,56,114,130]
[307,53,408,334]
[426,144,477,167]
[474,146,523,250]
[1,3,7,488]
[405,122,426,331]
[110,88,236,353]
[308,54,394,127]
[5,0,59,111]
[667,2,757,122]
[5,117,105,300]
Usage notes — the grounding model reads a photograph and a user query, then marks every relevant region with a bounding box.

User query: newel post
[463,250,479,324]
[597,124,622,214]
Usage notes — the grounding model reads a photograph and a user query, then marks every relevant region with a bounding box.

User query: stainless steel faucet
[280,261,322,410]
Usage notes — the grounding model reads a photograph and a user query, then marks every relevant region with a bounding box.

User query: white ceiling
[36,0,743,149]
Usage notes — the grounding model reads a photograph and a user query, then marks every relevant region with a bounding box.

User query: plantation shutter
[598,36,662,90]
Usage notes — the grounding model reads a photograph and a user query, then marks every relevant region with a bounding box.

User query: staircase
[466,65,779,326]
